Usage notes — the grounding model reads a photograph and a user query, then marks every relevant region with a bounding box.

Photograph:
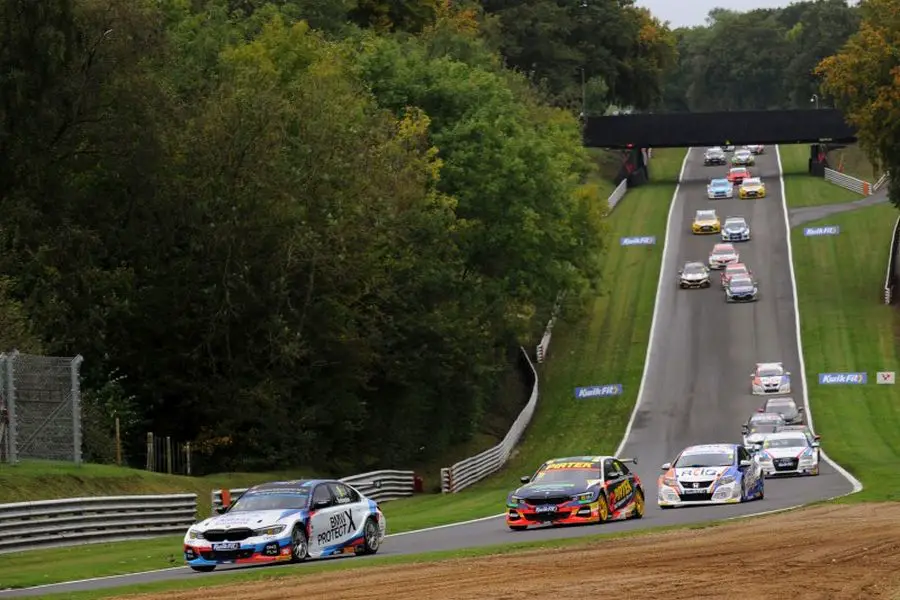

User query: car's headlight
[662,476,677,487]
[254,524,286,537]
[188,529,206,540]
[573,492,596,503]
[717,476,736,486]
[508,495,523,506]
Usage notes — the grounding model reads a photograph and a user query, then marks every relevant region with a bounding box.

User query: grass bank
[779,144,865,208]
[787,194,900,500]
[825,142,885,182]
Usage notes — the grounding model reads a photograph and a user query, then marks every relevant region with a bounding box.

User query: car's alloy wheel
[597,495,609,522]
[291,527,308,562]
[360,518,381,555]
[630,490,644,519]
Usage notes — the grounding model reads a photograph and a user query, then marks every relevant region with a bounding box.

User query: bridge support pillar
[808,143,828,176]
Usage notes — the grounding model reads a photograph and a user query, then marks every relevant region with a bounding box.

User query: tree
[816,0,900,208]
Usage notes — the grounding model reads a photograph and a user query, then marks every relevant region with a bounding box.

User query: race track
[0,147,856,598]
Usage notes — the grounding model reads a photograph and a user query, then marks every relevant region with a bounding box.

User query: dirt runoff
[127,503,900,600]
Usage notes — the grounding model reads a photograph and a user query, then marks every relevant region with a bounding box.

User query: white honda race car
[184,479,386,571]
[751,362,791,395]
[657,443,764,508]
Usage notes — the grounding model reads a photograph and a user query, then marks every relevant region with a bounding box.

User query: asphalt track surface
[0,148,856,598]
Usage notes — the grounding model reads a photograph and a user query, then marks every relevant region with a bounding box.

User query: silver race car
[731,148,755,166]
[704,147,727,166]
[750,362,791,395]
[752,431,820,476]
[721,216,751,242]
[725,275,758,303]
[759,396,804,424]
[741,412,786,447]
[678,261,711,289]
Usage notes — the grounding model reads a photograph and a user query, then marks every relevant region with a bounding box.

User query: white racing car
[751,431,821,476]
[741,412,786,447]
[657,443,764,508]
[183,479,386,571]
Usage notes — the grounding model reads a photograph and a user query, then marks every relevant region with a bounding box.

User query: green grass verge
[0,148,685,589]
[788,193,900,500]
[779,144,865,208]
[35,512,733,599]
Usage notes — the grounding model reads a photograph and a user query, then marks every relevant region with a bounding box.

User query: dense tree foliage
[658,0,860,112]
[1,0,670,474]
[816,0,900,209]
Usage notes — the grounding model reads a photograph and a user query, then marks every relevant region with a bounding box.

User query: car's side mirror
[216,505,229,515]
[785,371,791,376]
[739,459,752,467]
[798,407,805,412]
[313,500,332,510]
[811,442,820,448]
[519,475,530,484]
[678,270,683,274]
[741,425,749,434]
[814,435,821,441]
[660,462,671,471]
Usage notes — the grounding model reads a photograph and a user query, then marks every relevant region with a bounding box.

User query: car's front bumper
[760,460,819,477]
[680,278,710,288]
[722,231,750,241]
[693,226,721,234]
[740,190,766,198]
[657,481,742,507]
[726,293,758,302]
[185,536,293,567]
[708,191,733,199]
[751,383,791,395]
[506,501,603,528]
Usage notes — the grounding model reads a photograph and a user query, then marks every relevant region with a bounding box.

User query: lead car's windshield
[675,452,734,468]
[229,490,310,512]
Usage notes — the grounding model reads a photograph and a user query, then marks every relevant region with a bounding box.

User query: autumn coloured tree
[815,0,900,208]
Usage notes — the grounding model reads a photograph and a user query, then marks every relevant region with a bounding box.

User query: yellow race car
[739,177,766,198]
[692,209,721,234]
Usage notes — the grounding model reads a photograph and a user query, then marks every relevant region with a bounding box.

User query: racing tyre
[629,489,645,519]
[190,565,216,573]
[290,526,309,563]
[596,494,610,523]
[358,518,382,556]
[701,281,710,288]
[509,525,528,531]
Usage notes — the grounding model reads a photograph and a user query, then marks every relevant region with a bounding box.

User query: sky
[634,0,796,29]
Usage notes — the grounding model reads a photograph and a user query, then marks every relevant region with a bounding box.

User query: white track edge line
[616,147,692,457]
[775,144,862,495]
[0,567,187,591]
[386,513,505,537]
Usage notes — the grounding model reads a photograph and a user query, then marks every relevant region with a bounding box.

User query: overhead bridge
[584,109,856,149]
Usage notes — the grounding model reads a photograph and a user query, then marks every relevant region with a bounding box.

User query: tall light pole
[810,94,820,109]
[580,67,587,120]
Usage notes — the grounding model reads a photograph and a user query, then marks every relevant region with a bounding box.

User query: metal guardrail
[885,216,900,305]
[607,178,628,210]
[210,470,415,512]
[824,167,871,195]
[873,171,890,192]
[441,347,538,493]
[0,494,197,554]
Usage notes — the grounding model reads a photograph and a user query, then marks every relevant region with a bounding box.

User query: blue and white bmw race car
[183,479,386,571]
[707,178,733,199]
[657,443,764,508]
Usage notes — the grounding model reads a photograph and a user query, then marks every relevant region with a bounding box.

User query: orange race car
[727,167,751,184]
[505,455,644,530]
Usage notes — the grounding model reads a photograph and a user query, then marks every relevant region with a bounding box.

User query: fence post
[71,355,84,465]
[166,436,173,474]
[146,432,154,471]
[6,351,18,464]
[185,442,192,475]
[115,417,122,466]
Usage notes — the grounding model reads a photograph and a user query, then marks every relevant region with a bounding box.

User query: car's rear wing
[617,457,638,465]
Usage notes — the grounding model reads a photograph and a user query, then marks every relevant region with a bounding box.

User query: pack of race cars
[682,145,766,302]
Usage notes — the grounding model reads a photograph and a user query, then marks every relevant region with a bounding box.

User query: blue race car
[657,443,765,508]
[707,178,733,199]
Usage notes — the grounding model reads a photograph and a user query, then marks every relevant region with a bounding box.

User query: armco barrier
[885,216,900,305]
[0,493,197,554]
[607,178,628,210]
[441,347,538,493]
[873,171,890,192]
[211,470,415,512]
[824,167,871,195]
